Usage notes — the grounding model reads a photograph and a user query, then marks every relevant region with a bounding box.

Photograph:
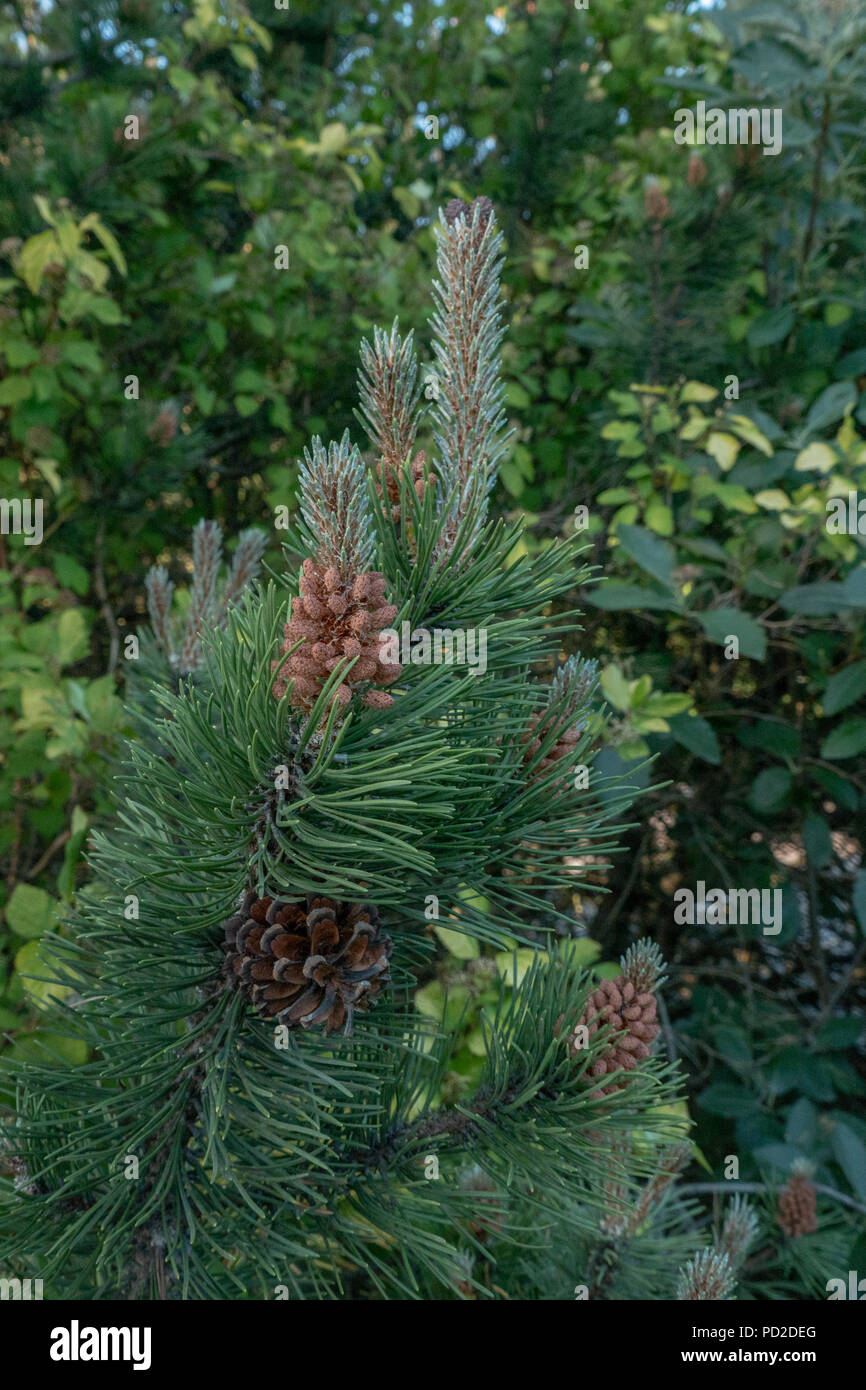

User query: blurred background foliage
[1,0,865,1289]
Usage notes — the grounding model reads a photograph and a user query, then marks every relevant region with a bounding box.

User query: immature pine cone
[777,1172,818,1238]
[271,559,401,713]
[565,975,660,1094]
[223,891,392,1036]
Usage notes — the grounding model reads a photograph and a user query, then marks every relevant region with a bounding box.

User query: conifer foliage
[1,199,743,1300]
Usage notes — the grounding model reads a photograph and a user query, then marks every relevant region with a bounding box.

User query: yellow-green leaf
[318,122,348,154]
[434,924,480,960]
[6,883,58,939]
[680,381,718,404]
[705,432,740,471]
[56,608,89,666]
[795,442,837,473]
[755,489,790,510]
[727,414,773,456]
[494,948,540,988]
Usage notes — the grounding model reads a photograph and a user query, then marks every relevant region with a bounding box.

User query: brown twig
[25,829,70,881]
[94,521,120,673]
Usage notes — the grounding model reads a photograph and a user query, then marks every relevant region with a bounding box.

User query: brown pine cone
[777,1173,818,1238]
[223,891,392,1036]
[564,975,660,1094]
[271,558,401,713]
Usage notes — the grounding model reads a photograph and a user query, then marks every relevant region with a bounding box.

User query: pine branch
[429,197,512,559]
[215,527,267,623]
[357,319,423,476]
[179,519,222,674]
[296,429,376,581]
[144,565,174,656]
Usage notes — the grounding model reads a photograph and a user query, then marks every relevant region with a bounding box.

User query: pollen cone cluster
[521,713,584,782]
[223,890,392,1036]
[376,449,436,525]
[777,1172,818,1238]
[271,559,401,714]
[568,975,660,1093]
[559,944,663,1096]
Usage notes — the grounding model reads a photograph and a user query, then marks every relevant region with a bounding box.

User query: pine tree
[1,198,738,1301]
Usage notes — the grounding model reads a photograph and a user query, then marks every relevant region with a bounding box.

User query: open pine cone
[271,559,401,714]
[223,891,392,1036]
[564,975,660,1094]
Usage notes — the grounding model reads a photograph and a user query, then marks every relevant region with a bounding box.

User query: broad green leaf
[56,608,89,666]
[17,230,60,294]
[698,1083,760,1117]
[600,664,633,712]
[794,442,836,473]
[727,414,773,456]
[615,523,676,587]
[558,938,601,968]
[601,418,640,441]
[667,712,721,764]
[805,381,856,434]
[749,766,792,813]
[318,122,348,154]
[823,660,866,716]
[747,305,794,347]
[641,692,692,717]
[414,981,470,1031]
[698,608,766,661]
[644,501,674,535]
[830,1123,866,1201]
[754,489,789,510]
[815,1018,864,1050]
[0,375,33,405]
[5,883,58,939]
[820,719,866,760]
[803,813,832,867]
[680,381,717,403]
[434,924,480,960]
[780,581,849,615]
[229,42,258,70]
[494,948,540,988]
[14,940,73,1006]
[587,583,679,612]
[705,432,740,471]
[785,1098,818,1148]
